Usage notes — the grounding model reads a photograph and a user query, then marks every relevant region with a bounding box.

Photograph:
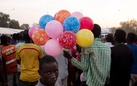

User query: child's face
[40,62,58,86]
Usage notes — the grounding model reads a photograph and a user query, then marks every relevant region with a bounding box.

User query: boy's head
[0,35,9,45]
[114,29,126,43]
[92,24,101,38]
[39,55,58,86]
[127,32,136,44]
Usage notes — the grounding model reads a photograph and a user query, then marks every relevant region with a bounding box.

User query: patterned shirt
[71,38,111,86]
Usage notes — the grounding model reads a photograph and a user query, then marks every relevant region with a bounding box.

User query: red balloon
[80,17,94,30]
[59,31,76,49]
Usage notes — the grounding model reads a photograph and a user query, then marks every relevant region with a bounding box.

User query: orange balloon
[54,10,71,24]
[32,29,50,45]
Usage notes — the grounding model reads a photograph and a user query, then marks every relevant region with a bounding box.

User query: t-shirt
[36,78,62,86]
[1,45,17,74]
[128,44,137,74]
[16,43,44,82]
[110,44,133,86]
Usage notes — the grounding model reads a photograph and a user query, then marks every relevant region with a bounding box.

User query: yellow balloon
[76,29,94,47]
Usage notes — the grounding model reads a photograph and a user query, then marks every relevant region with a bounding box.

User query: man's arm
[63,50,89,71]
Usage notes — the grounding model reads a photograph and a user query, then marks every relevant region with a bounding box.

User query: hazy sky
[0,0,136,28]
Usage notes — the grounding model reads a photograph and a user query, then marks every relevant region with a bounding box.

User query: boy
[36,55,61,86]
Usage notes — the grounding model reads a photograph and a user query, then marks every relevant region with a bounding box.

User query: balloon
[32,29,50,45]
[80,17,94,30]
[76,29,94,47]
[28,25,40,38]
[44,39,63,57]
[59,31,76,49]
[39,14,54,29]
[45,20,63,39]
[63,16,80,33]
[71,11,84,20]
[54,10,71,24]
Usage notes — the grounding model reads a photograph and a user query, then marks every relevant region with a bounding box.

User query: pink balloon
[29,25,40,38]
[71,11,84,20]
[44,39,63,57]
[45,20,64,39]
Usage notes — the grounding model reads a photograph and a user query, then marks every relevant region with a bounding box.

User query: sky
[0,0,137,28]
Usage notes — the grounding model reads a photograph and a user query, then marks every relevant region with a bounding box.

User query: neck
[127,42,133,44]
[3,44,9,46]
[115,42,123,45]
[25,40,32,43]
[40,78,53,86]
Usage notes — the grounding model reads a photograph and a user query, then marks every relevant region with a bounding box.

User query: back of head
[18,31,25,41]
[127,32,136,43]
[114,29,126,43]
[0,35,9,45]
[39,55,58,70]
[12,33,19,41]
[23,30,31,42]
[106,34,113,42]
[92,24,101,38]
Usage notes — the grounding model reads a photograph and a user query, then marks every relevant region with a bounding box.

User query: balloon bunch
[28,9,94,57]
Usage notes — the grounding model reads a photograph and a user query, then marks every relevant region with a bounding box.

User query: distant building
[0,27,23,35]
[101,28,112,38]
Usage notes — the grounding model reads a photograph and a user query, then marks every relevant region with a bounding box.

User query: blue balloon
[63,16,80,33]
[39,14,54,29]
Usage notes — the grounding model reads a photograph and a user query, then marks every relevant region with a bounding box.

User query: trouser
[130,74,137,86]
[7,73,17,86]
[18,79,38,86]
[0,82,2,86]
[16,72,20,86]
[80,81,88,86]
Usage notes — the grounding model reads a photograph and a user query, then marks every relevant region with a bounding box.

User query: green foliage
[9,19,20,29]
[0,12,30,29]
[20,24,30,29]
[110,19,137,34]
[0,12,10,27]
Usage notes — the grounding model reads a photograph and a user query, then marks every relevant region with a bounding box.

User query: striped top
[71,38,111,86]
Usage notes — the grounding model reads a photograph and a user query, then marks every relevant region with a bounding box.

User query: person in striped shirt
[63,24,111,86]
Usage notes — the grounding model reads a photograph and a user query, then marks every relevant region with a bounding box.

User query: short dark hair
[18,31,25,41]
[114,29,126,42]
[23,30,31,41]
[0,35,9,45]
[106,34,115,45]
[39,55,58,70]
[127,32,136,43]
[92,24,101,38]
[106,34,113,42]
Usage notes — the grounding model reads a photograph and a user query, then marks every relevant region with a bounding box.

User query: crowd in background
[0,24,137,86]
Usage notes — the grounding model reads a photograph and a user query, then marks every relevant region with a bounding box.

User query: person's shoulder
[35,79,44,86]
[55,77,62,86]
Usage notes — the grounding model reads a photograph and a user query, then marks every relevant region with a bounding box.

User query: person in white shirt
[104,33,114,47]
[55,51,68,86]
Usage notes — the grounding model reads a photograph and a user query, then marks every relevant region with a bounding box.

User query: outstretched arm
[63,50,89,71]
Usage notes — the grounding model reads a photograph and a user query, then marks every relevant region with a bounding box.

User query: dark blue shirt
[128,44,137,74]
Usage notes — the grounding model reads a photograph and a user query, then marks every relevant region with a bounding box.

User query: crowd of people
[0,24,137,86]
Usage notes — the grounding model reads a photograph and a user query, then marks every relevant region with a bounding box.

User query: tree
[20,24,30,29]
[9,19,20,29]
[110,19,137,34]
[0,12,10,27]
